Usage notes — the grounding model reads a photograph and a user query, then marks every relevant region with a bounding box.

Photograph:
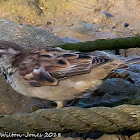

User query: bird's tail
[117,57,140,69]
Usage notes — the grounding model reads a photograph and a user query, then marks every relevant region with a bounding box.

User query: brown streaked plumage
[0,40,140,108]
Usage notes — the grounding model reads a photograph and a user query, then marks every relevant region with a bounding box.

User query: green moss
[56,36,140,52]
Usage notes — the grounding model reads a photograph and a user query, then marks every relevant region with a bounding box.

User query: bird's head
[0,41,26,73]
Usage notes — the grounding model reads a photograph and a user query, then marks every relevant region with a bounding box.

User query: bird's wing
[18,48,112,87]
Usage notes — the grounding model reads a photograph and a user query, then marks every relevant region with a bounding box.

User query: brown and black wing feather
[18,48,112,87]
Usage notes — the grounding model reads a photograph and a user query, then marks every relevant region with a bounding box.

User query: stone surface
[100,11,113,17]
[0,0,139,41]
[52,137,83,140]
[72,59,140,108]
[75,78,140,107]
[120,48,140,57]
[130,132,140,140]
[0,0,43,24]
[0,74,55,115]
[96,134,119,140]
[52,20,120,42]
[0,19,64,50]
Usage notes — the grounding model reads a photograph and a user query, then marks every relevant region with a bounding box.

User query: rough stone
[0,0,43,24]
[130,132,140,140]
[76,78,140,107]
[0,75,54,115]
[0,0,139,40]
[129,64,140,73]
[52,137,83,140]
[120,48,140,57]
[0,19,64,50]
[100,11,113,17]
[96,134,119,140]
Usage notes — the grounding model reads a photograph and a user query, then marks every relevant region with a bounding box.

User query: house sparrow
[0,41,139,108]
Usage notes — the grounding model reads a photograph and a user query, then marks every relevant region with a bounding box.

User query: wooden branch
[0,105,140,133]
[56,36,140,52]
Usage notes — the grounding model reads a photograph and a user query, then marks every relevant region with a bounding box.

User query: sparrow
[0,41,139,108]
